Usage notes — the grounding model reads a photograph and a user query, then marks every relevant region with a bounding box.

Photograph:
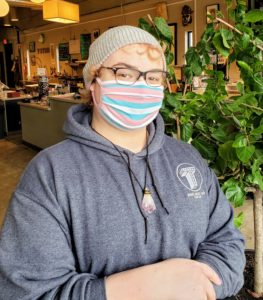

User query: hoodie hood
[63,104,165,157]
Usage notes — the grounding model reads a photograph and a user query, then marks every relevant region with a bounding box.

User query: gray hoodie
[0,104,245,300]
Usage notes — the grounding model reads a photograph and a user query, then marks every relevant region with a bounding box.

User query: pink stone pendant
[142,188,156,214]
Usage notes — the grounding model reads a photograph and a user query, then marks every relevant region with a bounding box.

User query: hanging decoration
[181,5,193,26]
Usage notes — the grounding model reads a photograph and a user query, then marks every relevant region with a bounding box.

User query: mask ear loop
[90,77,101,107]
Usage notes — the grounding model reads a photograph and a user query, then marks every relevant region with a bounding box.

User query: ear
[89,82,95,92]
[90,77,98,92]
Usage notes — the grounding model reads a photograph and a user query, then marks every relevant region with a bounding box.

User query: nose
[137,71,147,82]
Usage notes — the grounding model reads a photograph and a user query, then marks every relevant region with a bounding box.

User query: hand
[105,258,221,300]
[153,258,221,300]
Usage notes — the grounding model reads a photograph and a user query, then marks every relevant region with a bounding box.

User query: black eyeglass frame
[98,66,169,86]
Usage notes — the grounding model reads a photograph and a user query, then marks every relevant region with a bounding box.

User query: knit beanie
[83,25,166,88]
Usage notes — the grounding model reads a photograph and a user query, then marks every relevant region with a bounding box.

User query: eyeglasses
[99,66,168,87]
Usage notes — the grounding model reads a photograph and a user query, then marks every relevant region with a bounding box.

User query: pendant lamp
[10,7,19,21]
[30,0,45,3]
[0,0,9,17]
[3,15,11,26]
[43,0,79,24]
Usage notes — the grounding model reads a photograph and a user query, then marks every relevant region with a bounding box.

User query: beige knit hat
[83,25,166,88]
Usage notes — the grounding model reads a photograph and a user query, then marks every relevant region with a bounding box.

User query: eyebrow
[112,63,138,69]
[110,63,165,72]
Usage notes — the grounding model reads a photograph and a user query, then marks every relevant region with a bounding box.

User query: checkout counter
[19,93,85,149]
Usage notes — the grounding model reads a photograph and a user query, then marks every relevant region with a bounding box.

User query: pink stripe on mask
[101,103,157,126]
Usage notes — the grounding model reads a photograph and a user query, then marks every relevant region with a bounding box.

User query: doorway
[0,52,6,84]
[4,43,14,88]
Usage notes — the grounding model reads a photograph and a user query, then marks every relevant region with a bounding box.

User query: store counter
[19,94,85,149]
[0,94,32,134]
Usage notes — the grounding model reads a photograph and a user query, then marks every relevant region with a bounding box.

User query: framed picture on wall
[168,23,177,65]
[206,4,219,23]
[92,29,100,41]
[29,41,35,53]
[50,43,55,65]
[30,55,36,66]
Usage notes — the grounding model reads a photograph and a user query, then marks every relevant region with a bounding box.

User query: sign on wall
[80,33,91,60]
[69,39,80,54]
[59,42,70,61]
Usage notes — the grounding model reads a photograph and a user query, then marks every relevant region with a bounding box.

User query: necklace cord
[147,162,169,215]
[90,126,169,242]
[127,154,148,244]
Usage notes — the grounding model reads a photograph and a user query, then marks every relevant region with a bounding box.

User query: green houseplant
[139,0,263,296]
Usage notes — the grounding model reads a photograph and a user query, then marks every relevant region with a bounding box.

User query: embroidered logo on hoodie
[176,163,205,199]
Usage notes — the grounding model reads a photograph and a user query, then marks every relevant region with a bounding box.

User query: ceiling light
[31,0,45,3]
[0,0,9,17]
[43,0,79,24]
[10,7,19,21]
[3,15,11,27]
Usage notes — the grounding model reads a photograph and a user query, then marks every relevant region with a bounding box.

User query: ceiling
[0,0,143,31]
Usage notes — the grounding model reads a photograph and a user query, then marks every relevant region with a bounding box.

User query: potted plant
[139,0,263,297]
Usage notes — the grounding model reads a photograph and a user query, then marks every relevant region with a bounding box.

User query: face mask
[91,78,164,131]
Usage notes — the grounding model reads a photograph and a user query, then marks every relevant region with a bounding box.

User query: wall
[4,0,240,82]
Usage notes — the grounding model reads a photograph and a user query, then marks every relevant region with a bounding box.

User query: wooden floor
[0,132,38,227]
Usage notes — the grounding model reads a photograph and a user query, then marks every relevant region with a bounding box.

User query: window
[185,31,193,53]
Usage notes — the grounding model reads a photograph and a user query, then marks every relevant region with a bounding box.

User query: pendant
[142,188,156,214]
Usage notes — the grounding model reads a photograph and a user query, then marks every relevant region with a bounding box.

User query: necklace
[91,127,156,214]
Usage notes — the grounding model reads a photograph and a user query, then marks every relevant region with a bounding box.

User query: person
[0,25,245,300]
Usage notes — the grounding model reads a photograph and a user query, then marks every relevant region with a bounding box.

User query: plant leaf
[237,60,253,74]
[192,138,217,161]
[234,212,244,228]
[220,29,233,49]
[244,9,263,23]
[165,93,182,110]
[154,17,172,41]
[212,32,231,57]
[251,124,263,135]
[138,18,151,32]
[181,123,193,142]
[222,178,245,207]
[218,141,237,161]
[165,52,174,65]
[249,158,263,190]
[232,134,247,148]
[236,145,255,163]
[239,33,250,49]
[211,127,229,143]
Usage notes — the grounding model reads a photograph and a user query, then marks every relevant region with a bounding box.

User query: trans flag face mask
[91,78,164,131]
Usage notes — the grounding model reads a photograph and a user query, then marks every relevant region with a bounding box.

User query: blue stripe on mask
[110,106,153,121]
[102,95,162,109]
[100,109,129,131]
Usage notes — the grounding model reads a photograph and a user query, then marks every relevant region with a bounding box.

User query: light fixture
[43,0,79,24]
[3,15,11,27]
[0,0,9,17]
[10,7,19,21]
[30,0,45,3]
